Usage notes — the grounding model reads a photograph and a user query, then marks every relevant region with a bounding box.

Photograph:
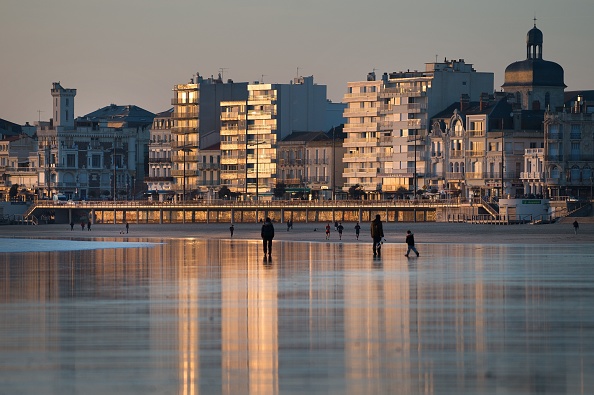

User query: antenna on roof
[37,110,43,122]
[219,68,228,81]
[261,74,266,83]
[533,14,537,27]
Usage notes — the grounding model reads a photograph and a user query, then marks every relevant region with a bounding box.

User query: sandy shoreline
[0,219,590,245]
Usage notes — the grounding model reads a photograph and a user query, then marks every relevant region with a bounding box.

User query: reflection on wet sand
[1,241,594,394]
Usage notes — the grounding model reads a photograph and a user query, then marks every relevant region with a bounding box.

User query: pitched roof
[79,104,155,127]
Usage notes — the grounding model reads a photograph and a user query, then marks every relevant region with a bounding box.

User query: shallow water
[1,239,593,394]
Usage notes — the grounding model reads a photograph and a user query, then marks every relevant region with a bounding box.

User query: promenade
[0,218,591,245]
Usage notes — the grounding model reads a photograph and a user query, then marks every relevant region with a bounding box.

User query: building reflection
[0,241,592,394]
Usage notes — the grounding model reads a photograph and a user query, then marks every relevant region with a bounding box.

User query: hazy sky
[1,0,593,125]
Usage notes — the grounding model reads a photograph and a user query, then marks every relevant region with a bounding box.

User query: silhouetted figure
[573,220,579,234]
[354,222,361,240]
[125,222,129,234]
[405,230,420,257]
[70,221,74,231]
[261,217,275,257]
[230,224,234,238]
[371,214,384,256]
[337,222,344,240]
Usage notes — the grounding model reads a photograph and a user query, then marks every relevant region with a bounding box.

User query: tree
[395,186,408,199]
[9,184,19,200]
[348,184,365,200]
[218,186,232,199]
[273,182,286,199]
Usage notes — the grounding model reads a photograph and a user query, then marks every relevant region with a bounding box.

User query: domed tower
[502,23,565,111]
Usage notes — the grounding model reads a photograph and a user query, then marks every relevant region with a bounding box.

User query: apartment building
[277,130,346,199]
[543,92,594,199]
[220,76,332,198]
[145,109,174,200]
[0,134,38,200]
[342,60,494,196]
[170,73,247,200]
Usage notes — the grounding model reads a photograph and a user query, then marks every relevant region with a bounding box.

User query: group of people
[258,214,420,259]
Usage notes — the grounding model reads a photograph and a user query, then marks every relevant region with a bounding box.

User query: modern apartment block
[171,73,247,200]
[342,60,494,195]
[219,76,333,198]
[145,109,174,200]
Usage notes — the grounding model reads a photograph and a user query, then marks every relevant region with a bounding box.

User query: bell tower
[51,82,76,130]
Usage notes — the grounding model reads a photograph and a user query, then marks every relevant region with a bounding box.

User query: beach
[0,218,591,245]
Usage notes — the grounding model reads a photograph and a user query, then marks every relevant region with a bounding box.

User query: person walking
[370,214,384,256]
[229,224,234,238]
[87,221,91,231]
[337,222,344,240]
[325,223,331,240]
[70,221,75,231]
[405,230,420,257]
[125,222,129,234]
[573,220,579,235]
[354,222,361,240]
[261,217,275,257]
[81,221,85,231]
[334,221,339,231]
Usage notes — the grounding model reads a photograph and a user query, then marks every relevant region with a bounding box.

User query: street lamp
[331,127,336,200]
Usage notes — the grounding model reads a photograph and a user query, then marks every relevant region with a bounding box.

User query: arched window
[570,166,581,182]
[516,92,522,106]
[551,166,560,179]
[454,163,460,173]
[583,166,592,182]
[449,163,454,173]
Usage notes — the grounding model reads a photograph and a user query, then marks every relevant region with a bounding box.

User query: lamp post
[501,132,505,199]
[331,127,336,200]
[112,138,117,203]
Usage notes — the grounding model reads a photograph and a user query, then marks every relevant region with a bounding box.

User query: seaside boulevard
[0,219,590,246]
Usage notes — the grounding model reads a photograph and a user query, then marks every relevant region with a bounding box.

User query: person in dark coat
[370,214,384,256]
[261,217,275,257]
[229,224,234,237]
[573,220,579,234]
[405,230,420,257]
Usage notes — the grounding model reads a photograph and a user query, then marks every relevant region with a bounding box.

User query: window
[570,124,581,139]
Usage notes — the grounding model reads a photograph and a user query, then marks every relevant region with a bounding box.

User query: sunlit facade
[171,73,247,200]
[220,77,329,198]
[343,61,494,195]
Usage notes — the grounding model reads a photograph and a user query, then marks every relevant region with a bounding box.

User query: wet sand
[0,218,590,245]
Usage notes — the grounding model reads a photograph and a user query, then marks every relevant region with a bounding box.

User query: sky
[1,0,593,125]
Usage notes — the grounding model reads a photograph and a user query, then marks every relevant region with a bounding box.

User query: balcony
[197,163,219,170]
[172,111,199,119]
[171,126,197,135]
[343,107,379,117]
[171,98,198,105]
[379,87,426,99]
[148,158,172,164]
[145,177,174,182]
[171,169,201,177]
[281,178,303,186]
[468,129,485,137]
[520,172,545,180]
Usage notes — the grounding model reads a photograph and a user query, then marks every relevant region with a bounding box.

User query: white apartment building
[342,60,494,195]
[145,109,174,200]
[220,76,330,198]
[171,73,247,200]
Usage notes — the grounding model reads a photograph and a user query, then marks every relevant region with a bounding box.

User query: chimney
[460,94,470,112]
[479,92,490,111]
